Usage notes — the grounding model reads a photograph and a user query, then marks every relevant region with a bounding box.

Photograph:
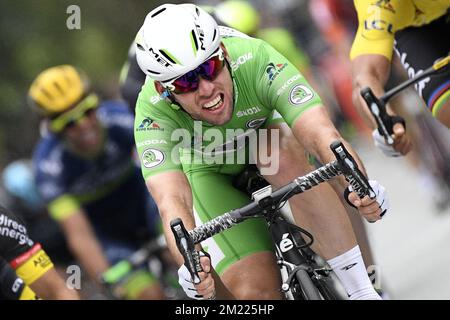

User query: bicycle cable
[273,189,315,249]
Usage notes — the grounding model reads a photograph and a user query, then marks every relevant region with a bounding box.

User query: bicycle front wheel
[295,269,322,300]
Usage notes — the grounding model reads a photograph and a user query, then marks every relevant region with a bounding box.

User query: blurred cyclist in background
[349,0,450,211]
[0,204,79,299]
[1,159,73,267]
[350,0,450,157]
[27,65,166,300]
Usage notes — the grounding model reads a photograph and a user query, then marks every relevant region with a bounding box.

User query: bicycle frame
[253,185,344,300]
[170,140,374,300]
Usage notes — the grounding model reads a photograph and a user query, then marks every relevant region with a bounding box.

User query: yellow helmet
[28,65,90,116]
[214,0,260,35]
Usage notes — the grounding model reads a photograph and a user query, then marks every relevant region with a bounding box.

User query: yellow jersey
[350,0,450,60]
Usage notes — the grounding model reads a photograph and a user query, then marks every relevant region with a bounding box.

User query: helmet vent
[212,29,217,41]
[151,7,167,18]
[136,43,145,51]
[159,50,176,64]
[195,7,200,16]
[147,69,161,75]
[53,81,64,95]
[40,88,53,101]
[191,30,199,51]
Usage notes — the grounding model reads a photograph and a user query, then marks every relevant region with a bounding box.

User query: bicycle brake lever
[170,218,202,284]
[330,141,375,199]
[360,87,394,145]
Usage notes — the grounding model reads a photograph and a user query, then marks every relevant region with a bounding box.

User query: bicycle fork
[269,218,318,297]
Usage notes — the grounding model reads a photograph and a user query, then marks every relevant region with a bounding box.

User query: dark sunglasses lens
[198,56,223,80]
[173,71,199,93]
[172,55,224,94]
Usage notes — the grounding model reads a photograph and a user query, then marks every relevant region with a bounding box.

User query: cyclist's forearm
[353,74,386,129]
[67,231,110,282]
[351,55,392,129]
[158,195,196,266]
[292,109,368,181]
[29,267,79,300]
[60,212,110,282]
[147,173,235,300]
[146,172,197,265]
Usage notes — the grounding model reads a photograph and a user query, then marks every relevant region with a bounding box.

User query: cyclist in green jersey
[134,4,389,300]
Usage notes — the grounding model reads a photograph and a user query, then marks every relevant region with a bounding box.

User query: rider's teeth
[204,95,221,109]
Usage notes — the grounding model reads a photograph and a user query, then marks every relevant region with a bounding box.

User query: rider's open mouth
[202,94,223,111]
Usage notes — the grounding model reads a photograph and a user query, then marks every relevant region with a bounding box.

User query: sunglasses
[163,49,225,94]
[50,94,99,133]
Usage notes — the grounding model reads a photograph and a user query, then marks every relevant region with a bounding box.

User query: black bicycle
[170,141,375,300]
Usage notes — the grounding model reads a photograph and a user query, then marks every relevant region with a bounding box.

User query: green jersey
[134,29,322,180]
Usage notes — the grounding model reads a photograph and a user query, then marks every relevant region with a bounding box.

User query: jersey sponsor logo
[15,247,54,285]
[0,214,27,234]
[230,52,253,71]
[363,19,394,34]
[277,74,301,96]
[136,139,167,148]
[266,63,288,86]
[33,250,52,269]
[0,214,34,247]
[142,148,165,168]
[372,0,395,14]
[289,85,314,105]
[396,51,430,97]
[246,117,267,129]
[12,278,24,293]
[236,106,262,118]
[136,117,163,132]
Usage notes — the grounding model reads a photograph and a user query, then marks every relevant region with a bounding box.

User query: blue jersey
[33,101,159,243]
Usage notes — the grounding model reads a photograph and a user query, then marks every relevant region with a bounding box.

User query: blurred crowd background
[0,0,364,166]
[0,0,159,164]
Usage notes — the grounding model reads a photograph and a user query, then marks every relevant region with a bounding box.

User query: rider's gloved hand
[177,252,215,300]
[372,122,411,157]
[345,180,390,223]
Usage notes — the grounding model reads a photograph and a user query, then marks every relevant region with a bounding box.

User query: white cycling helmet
[135,3,221,83]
